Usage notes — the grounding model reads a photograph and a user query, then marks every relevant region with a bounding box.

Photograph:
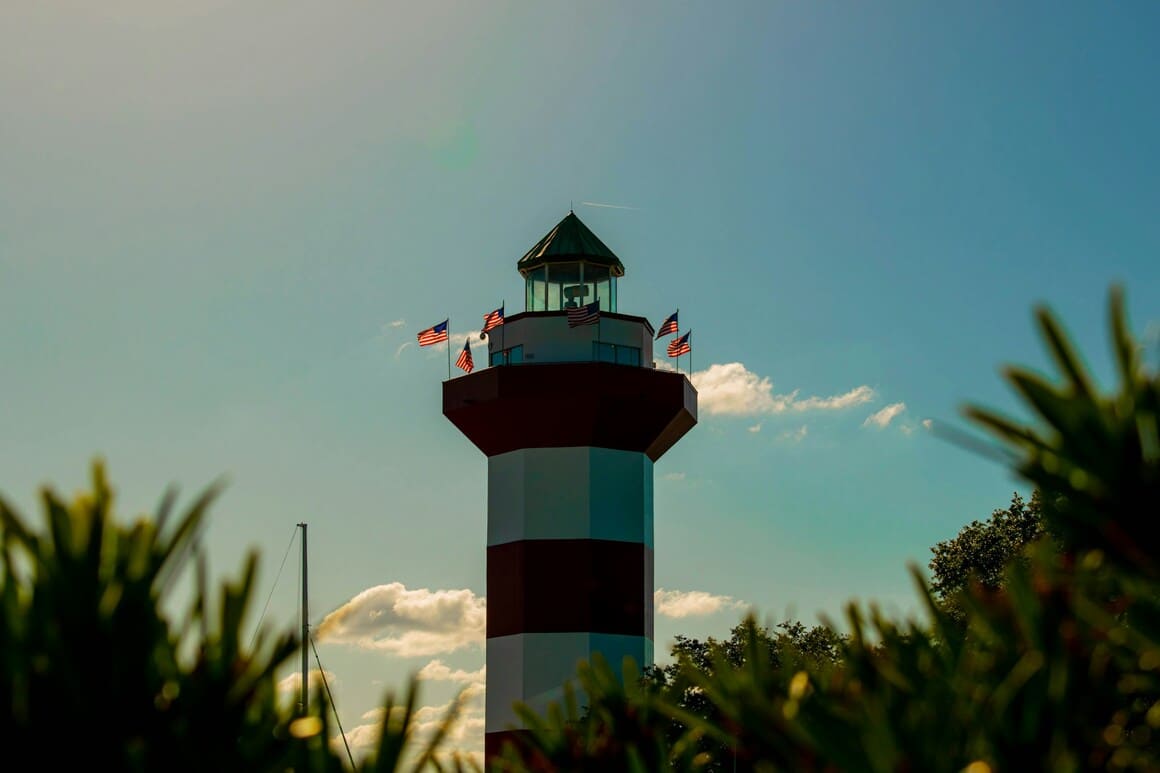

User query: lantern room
[517,212,625,313]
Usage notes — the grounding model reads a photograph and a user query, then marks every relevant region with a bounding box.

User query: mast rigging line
[311,633,356,769]
[248,525,300,652]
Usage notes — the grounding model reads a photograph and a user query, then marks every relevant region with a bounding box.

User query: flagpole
[446,316,452,380]
[501,300,505,357]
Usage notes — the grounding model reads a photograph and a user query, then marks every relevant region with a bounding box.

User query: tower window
[490,345,524,367]
[593,342,640,367]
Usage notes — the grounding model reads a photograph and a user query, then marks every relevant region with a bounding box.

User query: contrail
[581,201,640,211]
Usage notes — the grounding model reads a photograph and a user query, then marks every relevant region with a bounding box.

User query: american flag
[656,311,678,339]
[482,306,504,335]
[567,301,600,327]
[667,331,691,357]
[455,339,474,373]
[417,319,448,347]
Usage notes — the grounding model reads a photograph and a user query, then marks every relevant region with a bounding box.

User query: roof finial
[570,200,573,214]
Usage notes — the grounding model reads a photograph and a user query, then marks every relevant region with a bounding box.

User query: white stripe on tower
[484,447,654,742]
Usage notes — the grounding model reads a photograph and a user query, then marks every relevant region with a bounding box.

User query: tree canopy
[928,489,1048,621]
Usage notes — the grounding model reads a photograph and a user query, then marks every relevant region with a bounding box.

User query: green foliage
[490,653,707,773]
[965,287,1160,581]
[499,286,1160,771]
[0,464,306,772]
[0,463,477,772]
[637,620,845,770]
[362,678,482,773]
[928,489,1048,622]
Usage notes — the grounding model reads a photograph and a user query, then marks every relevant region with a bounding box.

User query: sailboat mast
[299,522,309,713]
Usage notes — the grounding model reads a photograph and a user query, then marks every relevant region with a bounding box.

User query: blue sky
[3,1,1159,763]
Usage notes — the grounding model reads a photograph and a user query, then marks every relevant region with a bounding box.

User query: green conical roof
[517,212,626,277]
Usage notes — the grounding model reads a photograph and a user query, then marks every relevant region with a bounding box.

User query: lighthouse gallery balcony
[446,309,696,461]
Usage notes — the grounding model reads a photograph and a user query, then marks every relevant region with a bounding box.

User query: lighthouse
[442,212,697,758]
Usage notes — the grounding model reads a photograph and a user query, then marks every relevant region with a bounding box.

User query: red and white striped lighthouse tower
[442,212,697,759]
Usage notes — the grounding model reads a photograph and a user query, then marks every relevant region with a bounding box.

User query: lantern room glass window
[523,261,618,313]
[585,264,613,313]
[525,267,547,312]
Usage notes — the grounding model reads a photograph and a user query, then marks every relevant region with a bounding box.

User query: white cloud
[316,583,485,657]
[748,423,763,433]
[276,669,335,700]
[663,472,686,481]
[793,385,876,411]
[780,425,808,442]
[417,660,485,685]
[340,682,485,765]
[654,588,746,619]
[863,402,907,429]
[394,342,412,359]
[922,419,933,430]
[378,320,408,340]
[689,363,874,417]
[415,683,487,766]
[410,682,485,728]
[339,719,383,761]
[449,329,484,347]
[690,363,790,415]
